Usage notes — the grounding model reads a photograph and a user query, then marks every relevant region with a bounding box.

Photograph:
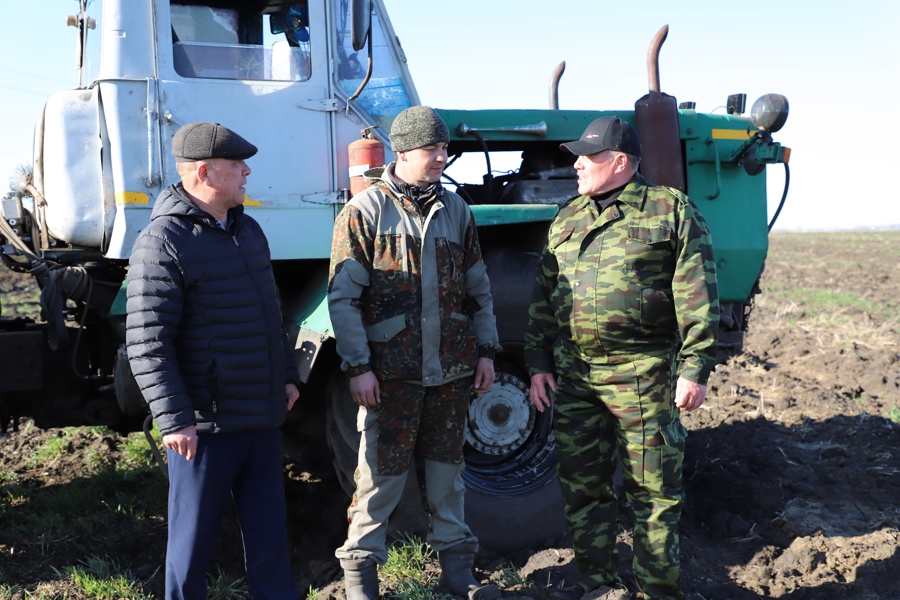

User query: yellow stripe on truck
[115,192,149,205]
[711,128,753,140]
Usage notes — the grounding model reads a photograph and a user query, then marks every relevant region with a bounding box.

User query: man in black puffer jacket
[126,122,300,600]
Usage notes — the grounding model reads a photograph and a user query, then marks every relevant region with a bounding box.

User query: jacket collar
[374,163,444,213]
[151,183,244,229]
[569,172,649,213]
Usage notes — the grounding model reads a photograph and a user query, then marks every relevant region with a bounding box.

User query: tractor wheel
[464,248,567,552]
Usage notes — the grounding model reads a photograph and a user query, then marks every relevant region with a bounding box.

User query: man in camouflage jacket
[525,117,719,600]
[328,106,501,600]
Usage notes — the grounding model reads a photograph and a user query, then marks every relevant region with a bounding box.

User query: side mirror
[270,10,289,34]
[350,0,371,52]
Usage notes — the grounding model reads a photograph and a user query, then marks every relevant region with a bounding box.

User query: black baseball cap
[560,116,642,158]
[172,122,258,163]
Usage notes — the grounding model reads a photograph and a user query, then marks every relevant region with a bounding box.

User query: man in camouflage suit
[525,117,718,600]
[328,106,502,600]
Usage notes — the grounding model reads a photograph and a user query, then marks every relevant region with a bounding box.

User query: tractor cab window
[171,2,311,82]
[334,1,412,131]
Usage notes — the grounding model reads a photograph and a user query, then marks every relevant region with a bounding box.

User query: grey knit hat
[172,122,258,163]
[389,106,450,152]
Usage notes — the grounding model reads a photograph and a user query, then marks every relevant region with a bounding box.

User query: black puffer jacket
[126,184,299,435]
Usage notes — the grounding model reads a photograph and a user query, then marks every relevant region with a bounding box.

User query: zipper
[445,238,456,280]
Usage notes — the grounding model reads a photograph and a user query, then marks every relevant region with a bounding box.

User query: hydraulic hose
[767,163,790,232]
[440,172,475,204]
[40,265,93,353]
[459,129,492,203]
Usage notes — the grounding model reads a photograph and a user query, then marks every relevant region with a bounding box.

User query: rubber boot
[341,558,379,600]
[437,543,501,600]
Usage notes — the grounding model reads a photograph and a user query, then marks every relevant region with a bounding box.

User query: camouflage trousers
[335,378,478,564]
[553,351,687,600]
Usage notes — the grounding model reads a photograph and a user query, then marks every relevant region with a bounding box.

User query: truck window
[334,0,412,130]
[170,2,311,82]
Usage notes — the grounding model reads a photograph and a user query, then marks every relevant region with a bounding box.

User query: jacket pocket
[640,284,676,330]
[626,226,674,273]
[440,312,477,380]
[365,313,407,343]
[644,420,687,487]
[659,419,689,446]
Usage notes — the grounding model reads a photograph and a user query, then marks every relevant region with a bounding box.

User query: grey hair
[618,152,641,174]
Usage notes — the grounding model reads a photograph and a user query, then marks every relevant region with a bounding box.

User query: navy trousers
[165,427,298,600]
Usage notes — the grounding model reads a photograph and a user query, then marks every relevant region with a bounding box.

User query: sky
[1,0,898,231]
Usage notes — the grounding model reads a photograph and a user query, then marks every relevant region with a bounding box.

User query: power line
[0,83,61,97]
[0,66,75,86]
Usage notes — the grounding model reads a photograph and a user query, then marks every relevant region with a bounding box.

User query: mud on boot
[341,558,380,600]
[437,542,501,600]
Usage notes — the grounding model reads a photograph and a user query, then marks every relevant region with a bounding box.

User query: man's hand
[675,376,707,412]
[529,373,557,413]
[349,371,380,408]
[473,357,495,394]
[286,383,299,411]
[163,425,198,461]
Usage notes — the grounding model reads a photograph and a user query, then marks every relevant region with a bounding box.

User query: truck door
[156,1,336,260]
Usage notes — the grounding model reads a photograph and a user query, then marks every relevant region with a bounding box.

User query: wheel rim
[465,371,536,457]
[463,352,557,496]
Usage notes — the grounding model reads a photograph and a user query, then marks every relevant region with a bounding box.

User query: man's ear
[395,150,406,163]
[196,162,211,184]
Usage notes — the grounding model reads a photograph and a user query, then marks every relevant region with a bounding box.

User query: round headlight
[750,94,789,133]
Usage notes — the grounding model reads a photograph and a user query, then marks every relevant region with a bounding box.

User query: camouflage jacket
[524,173,719,385]
[328,164,500,386]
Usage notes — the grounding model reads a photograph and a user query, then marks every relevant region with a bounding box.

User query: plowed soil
[1,231,898,599]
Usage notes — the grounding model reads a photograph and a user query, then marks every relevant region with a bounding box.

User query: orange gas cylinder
[348,126,385,197]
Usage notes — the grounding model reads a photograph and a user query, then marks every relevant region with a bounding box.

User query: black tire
[462,249,568,553]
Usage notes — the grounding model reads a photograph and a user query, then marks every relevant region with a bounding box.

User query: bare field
[1,231,898,599]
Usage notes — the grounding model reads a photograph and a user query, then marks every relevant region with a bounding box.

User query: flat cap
[172,122,258,163]
[389,106,450,152]
[560,116,642,158]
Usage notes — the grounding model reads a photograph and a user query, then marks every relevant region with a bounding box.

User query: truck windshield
[170,2,311,82]
[333,1,412,130]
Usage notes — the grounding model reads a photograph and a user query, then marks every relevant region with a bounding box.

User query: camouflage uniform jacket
[328,164,500,386]
[524,172,719,385]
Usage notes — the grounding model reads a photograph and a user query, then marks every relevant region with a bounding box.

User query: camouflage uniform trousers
[553,350,687,600]
[335,377,478,565]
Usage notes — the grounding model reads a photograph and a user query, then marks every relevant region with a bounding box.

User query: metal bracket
[296,98,340,112]
[688,139,722,200]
